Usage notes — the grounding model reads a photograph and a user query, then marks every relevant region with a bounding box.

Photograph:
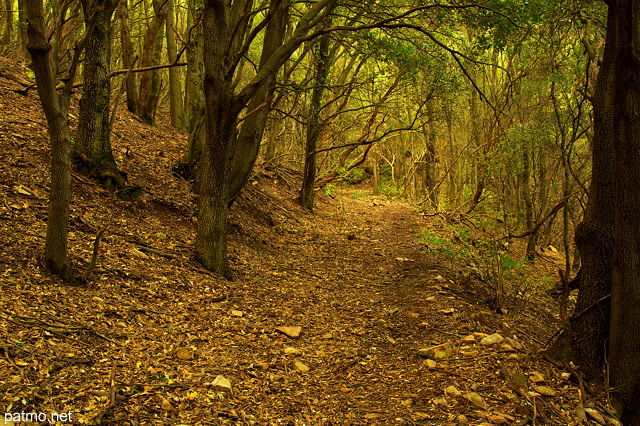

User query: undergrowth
[416,218,556,294]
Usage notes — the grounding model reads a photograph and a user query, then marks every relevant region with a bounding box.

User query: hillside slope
[0,56,615,425]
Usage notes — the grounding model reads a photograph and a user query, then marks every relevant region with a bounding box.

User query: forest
[1,0,640,424]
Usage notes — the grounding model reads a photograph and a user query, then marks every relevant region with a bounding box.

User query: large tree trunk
[194,0,338,277]
[298,29,330,211]
[552,1,615,383]
[75,0,125,189]
[607,1,640,421]
[196,0,239,279]
[25,0,72,279]
[551,2,640,422]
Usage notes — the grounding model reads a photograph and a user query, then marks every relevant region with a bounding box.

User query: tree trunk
[372,149,380,195]
[25,0,72,279]
[522,145,538,260]
[299,29,330,212]
[1,0,13,52]
[194,0,338,277]
[228,0,290,202]
[555,1,616,383]
[137,0,167,125]
[196,0,238,279]
[181,0,204,178]
[607,1,640,421]
[117,0,138,114]
[423,119,438,208]
[17,0,28,58]
[165,0,183,128]
[75,0,124,189]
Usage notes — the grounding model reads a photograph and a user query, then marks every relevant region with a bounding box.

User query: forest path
[226,187,567,424]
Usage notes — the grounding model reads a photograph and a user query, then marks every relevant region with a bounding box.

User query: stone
[276,326,302,338]
[212,375,232,393]
[480,333,504,346]
[505,337,524,350]
[461,334,476,343]
[230,310,244,317]
[284,347,301,355]
[499,343,515,352]
[432,398,448,406]
[418,343,454,360]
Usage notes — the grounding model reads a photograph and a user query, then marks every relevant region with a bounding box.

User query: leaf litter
[0,56,619,425]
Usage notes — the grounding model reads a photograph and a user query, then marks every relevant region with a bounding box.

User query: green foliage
[419,231,468,259]
[324,183,337,197]
[418,222,528,285]
[379,182,402,198]
[350,191,367,199]
[339,167,366,184]
[355,29,434,72]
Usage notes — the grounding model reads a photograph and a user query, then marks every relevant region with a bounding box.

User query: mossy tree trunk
[75,0,125,189]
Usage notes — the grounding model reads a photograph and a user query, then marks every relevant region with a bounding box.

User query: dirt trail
[221,189,570,425]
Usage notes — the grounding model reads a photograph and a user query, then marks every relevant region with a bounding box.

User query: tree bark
[165,0,183,128]
[181,0,204,177]
[550,3,640,422]
[423,118,438,208]
[555,0,616,383]
[607,1,640,421]
[1,0,13,51]
[75,0,124,189]
[137,0,167,125]
[228,0,290,202]
[117,0,138,114]
[299,28,330,212]
[25,0,72,279]
[196,0,238,279]
[195,0,338,277]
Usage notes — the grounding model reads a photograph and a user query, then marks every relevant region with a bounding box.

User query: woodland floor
[0,55,618,425]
